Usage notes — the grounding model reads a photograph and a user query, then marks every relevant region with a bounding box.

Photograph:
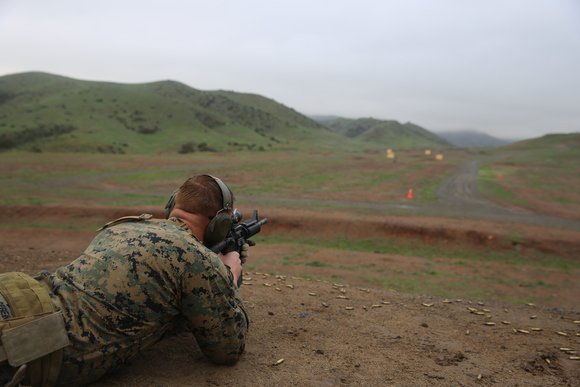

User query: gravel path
[434,159,580,230]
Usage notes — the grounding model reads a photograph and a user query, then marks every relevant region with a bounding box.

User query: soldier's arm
[219,250,242,285]
[180,252,249,365]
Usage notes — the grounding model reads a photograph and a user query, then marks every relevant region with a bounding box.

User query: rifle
[210,209,268,287]
[210,209,268,256]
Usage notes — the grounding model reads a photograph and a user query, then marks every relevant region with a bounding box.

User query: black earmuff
[203,175,233,246]
[164,190,178,219]
[207,174,232,210]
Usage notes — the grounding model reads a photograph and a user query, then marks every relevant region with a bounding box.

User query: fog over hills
[435,130,516,148]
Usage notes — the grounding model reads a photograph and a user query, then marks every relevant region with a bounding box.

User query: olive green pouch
[0,312,69,367]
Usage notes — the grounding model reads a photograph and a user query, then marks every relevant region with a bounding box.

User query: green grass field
[0,149,464,210]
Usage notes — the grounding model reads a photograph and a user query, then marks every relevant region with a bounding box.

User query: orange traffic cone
[406,188,413,199]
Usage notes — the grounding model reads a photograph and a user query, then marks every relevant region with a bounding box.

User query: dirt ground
[0,205,579,386]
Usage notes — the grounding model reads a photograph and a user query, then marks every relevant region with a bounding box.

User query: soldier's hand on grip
[240,242,250,264]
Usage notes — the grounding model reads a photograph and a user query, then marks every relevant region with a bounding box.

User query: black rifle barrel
[210,217,268,253]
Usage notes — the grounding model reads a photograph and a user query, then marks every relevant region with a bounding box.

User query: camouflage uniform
[35,216,249,386]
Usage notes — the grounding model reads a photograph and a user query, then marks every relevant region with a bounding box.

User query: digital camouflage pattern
[36,216,249,386]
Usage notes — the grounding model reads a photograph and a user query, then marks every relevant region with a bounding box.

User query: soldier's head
[164,175,234,246]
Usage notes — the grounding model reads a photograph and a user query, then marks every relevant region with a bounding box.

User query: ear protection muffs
[164,175,233,247]
[203,175,233,247]
[163,189,178,219]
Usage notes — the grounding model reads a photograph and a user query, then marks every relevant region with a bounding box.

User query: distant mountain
[0,72,355,153]
[436,130,513,148]
[312,116,450,149]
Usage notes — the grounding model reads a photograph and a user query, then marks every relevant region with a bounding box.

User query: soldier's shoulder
[97,213,154,231]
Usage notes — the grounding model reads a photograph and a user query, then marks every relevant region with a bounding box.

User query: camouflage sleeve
[181,246,249,365]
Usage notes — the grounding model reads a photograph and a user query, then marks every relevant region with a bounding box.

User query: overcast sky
[1,0,579,139]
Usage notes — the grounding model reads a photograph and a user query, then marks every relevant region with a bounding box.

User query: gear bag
[0,272,70,387]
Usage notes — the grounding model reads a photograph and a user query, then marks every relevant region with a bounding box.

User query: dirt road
[434,159,580,230]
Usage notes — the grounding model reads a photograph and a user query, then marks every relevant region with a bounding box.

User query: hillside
[506,132,580,151]
[476,132,580,220]
[436,130,512,148]
[313,116,450,149]
[0,72,355,153]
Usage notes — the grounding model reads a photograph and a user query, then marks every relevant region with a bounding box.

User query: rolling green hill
[493,132,580,173]
[477,132,580,217]
[0,72,355,153]
[506,132,580,152]
[313,116,450,149]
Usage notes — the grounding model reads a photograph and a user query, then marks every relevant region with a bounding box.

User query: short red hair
[175,175,233,217]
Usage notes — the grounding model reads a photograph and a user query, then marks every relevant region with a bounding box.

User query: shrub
[179,142,195,154]
[0,124,76,150]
